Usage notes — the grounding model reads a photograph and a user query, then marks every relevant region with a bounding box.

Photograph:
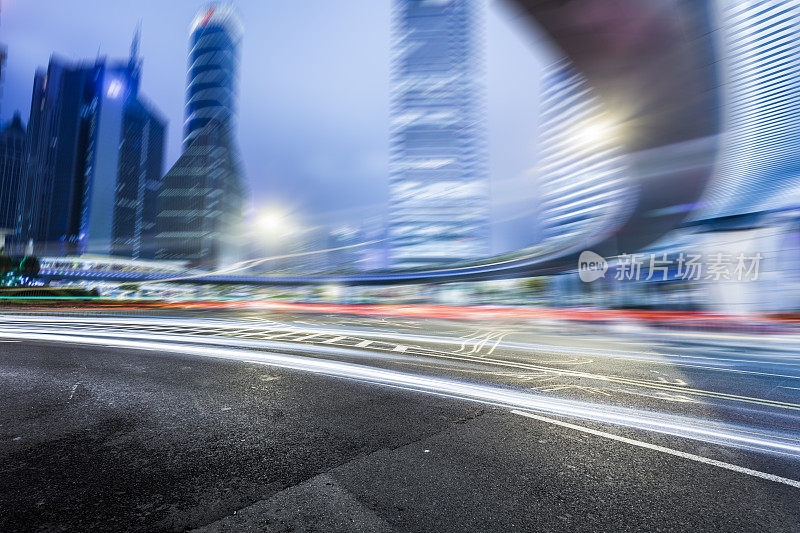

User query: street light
[255,209,298,243]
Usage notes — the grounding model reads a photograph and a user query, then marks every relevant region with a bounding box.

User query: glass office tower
[183,4,241,149]
[388,0,490,269]
[21,35,165,258]
[110,96,166,259]
[21,59,103,256]
[699,0,800,217]
[155,119,243,266]
[537,60,632,254]
[0,113,26,238]
[156,4,245,267]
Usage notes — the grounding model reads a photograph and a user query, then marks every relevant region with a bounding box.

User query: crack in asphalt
[191,408,487,530]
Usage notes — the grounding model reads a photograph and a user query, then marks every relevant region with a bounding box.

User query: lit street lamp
[255,209,299,244]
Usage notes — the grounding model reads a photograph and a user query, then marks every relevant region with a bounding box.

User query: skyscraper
[184,4,240,149]
[697,0,800,218]
[21,59,102,256]
[388,0,490,269]
[0,45,7,118]
[0,113,26,240]
[156,4,245,267]
[155,119,243,265]
[93,34,167,260]
[536,60,632,254]
[21,36,166,258]
[111,95,166,259]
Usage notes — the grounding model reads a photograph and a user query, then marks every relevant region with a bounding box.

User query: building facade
[20,36,165,258]
[156,4,245,267]
[184,4,241,149]
[111,97,166,259]
[697,0,800,218]
[0,44,7,117]
[388,0,490,269]
[155,119,243,266]
[536,59,633,255]
[0,113,25,241]
[326,218,387,273]
[21,59,103,256]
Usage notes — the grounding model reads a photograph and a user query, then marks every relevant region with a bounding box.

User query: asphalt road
[1,310,799,532]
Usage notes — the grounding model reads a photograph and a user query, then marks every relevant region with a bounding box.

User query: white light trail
[1,324,800,460]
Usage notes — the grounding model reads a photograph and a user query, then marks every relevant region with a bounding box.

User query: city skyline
[16,45,166,258]
[0,0,544,255]
[3,4,800,532]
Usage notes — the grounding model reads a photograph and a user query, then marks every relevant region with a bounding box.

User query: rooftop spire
[129,22,142,78]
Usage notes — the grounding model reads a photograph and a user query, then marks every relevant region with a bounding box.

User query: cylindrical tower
[184,4,242,149]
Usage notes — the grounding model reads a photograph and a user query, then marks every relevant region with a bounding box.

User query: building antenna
[129,21,142,80]
[130,21,142,64]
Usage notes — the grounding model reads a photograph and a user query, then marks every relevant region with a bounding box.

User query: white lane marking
[9,323,800,411]
[6,315,800,374]
[294,334,322,342]
[263,332,297,340]
[456,331,483,352]
[323,336,346,344]
[466,332,493,354]
[487,334,507,356]
[393,345,408,353]
[69,382,82,400]
[512,410,800,489]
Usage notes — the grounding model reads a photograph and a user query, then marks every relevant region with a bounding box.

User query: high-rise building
[697,0,800,218]
[0,21,14,245]
[92,33,167,260]
[184,4,241,149]
[111,96,166,259]
[388,0,490,269]
[20,35,165,258]
[536,60,632,254]
[0,113,26,241]
[156,4,245,267]
[155,119,243,265]
[0,44,7,118]
[21,59,102,256]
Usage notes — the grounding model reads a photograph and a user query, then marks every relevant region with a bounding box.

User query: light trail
[3,311,800,381]
[1,322,800,461]
[136,239,384,285]
[6,313,800,368]
[3,315,800,407]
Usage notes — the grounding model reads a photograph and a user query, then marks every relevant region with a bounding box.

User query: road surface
[1,309,798,531]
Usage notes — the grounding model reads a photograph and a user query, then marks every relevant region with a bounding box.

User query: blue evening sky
[0,1,549,253]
